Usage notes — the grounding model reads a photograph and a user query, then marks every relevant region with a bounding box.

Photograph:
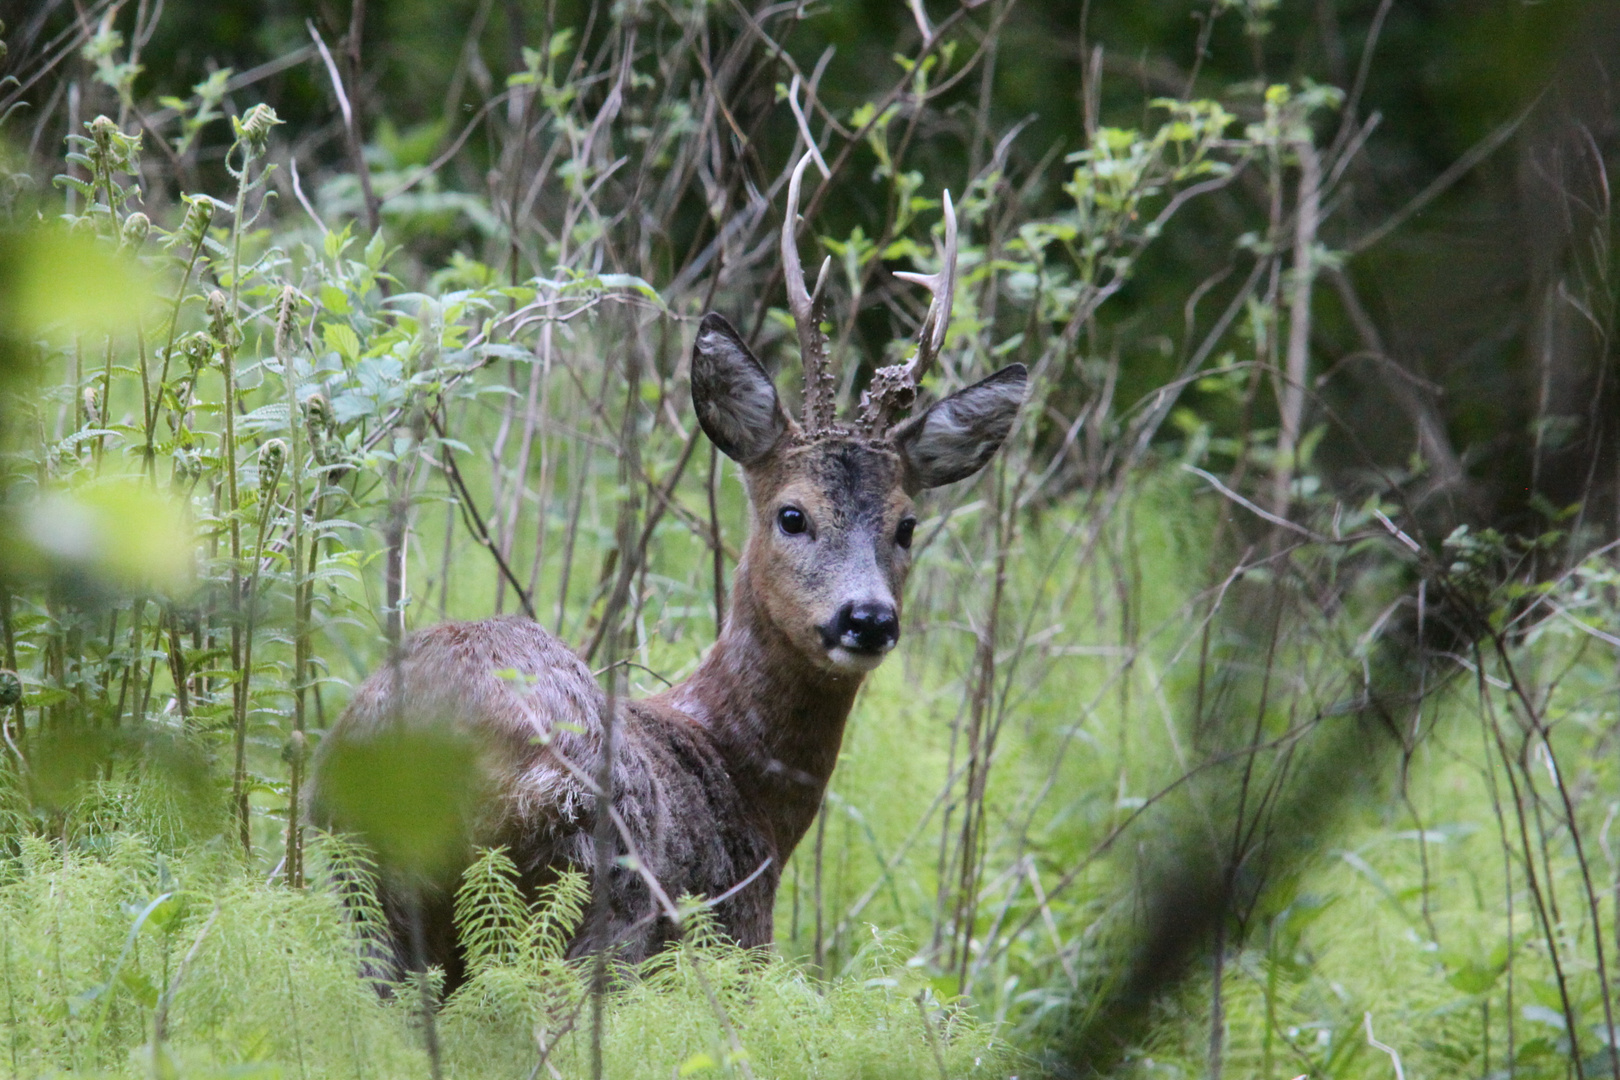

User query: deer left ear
[893,364,1027,490]
[691,313,791,465]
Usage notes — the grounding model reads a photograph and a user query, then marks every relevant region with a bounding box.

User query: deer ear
[691,313,790,465]
[893,364,1027,490]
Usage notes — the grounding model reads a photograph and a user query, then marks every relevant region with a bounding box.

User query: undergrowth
[2,3,1619,1078]
[0,815,1011,1079]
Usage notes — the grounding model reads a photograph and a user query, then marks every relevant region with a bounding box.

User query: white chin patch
[825,646,890,673]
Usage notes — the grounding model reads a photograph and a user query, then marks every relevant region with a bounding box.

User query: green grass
[0,820,1013,1079]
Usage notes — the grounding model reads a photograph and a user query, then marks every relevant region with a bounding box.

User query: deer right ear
[893,364,1027,491]
[691,313,790,465]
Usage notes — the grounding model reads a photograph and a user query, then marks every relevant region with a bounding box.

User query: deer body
[311,162,1025,988]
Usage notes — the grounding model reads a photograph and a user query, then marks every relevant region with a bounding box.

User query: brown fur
[309,314,1024,988]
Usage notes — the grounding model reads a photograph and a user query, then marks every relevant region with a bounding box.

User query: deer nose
[834,601,899,653]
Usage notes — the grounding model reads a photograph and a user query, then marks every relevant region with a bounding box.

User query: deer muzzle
[820,600,899,670]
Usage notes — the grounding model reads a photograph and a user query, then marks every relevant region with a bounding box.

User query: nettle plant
[1,97,683,861]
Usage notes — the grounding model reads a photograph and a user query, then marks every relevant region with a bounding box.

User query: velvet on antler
[779,150,961,437]
[858,188,958,436]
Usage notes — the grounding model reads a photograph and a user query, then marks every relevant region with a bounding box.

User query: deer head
[691,155,1027,675]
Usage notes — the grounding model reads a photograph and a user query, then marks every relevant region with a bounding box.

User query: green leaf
[323,323,361,363]
[319,285,351,316]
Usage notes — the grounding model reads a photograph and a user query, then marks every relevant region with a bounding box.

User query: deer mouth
[818,601,900,672]
[823,642,893,672]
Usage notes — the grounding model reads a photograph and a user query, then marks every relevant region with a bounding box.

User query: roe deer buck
[309,155,1027,989]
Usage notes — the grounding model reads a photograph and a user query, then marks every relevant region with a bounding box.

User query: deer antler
[782,152,835,431]
[859,189,959,435]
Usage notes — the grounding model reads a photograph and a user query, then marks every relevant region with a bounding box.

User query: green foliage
[2,2,1618,1077]
[0,825,1010,1078]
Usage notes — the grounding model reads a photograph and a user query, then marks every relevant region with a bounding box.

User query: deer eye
[895,518,916,549]
[777,506,808,536]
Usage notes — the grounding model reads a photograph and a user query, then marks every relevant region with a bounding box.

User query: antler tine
[782,151,836,431]
[891,188,957,386]
[859,190,960,435]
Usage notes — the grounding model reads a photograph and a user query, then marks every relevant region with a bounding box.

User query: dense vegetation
[0,1,1617,1077]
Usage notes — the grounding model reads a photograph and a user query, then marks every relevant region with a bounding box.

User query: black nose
[834,601,899,653]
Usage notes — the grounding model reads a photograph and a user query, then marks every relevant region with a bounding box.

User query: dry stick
[991,271,1272,864]
[1001,262,1270,790]
[485,355,523,615]
[1477,670,1519,1076]
[541,344,733,565]
[406,901,444,1080]
[1271,138,1320,518]
[956,468,1037,991]
[554,421,590,636]
[688,954,758,1080]
[500,12,538,289]
[307,18,379,236]
[551,334,616,636]
[383,414,424,646]
[431,409,538,620]
[1349,103,1533,257]
[590,311,644,1080]
[977,697,1333,979]
[525,326,560,603]
[495,346,545,613]
[829,763,965,952]
[1487,629,1620,1080]
[583,421,702,664]
[0,0,116,113]
[376,426,442,1080]
[951,459,1014,989]
[1475,639,1588,1080]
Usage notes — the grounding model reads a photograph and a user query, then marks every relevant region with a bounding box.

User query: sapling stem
[212,103,282,864]
[147,216,210,466]
[278,287,309,888]
[236,440,285,859]
[214,287,248,856]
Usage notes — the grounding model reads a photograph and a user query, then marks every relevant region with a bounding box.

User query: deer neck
[656,566,863,858]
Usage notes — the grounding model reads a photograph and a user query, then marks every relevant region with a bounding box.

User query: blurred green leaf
[0,226,155,339]
[316,728,485,875]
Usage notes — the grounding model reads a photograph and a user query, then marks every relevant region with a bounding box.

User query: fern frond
[308,829,390,954]
[454,847,527,977]
[530,867,588,962]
